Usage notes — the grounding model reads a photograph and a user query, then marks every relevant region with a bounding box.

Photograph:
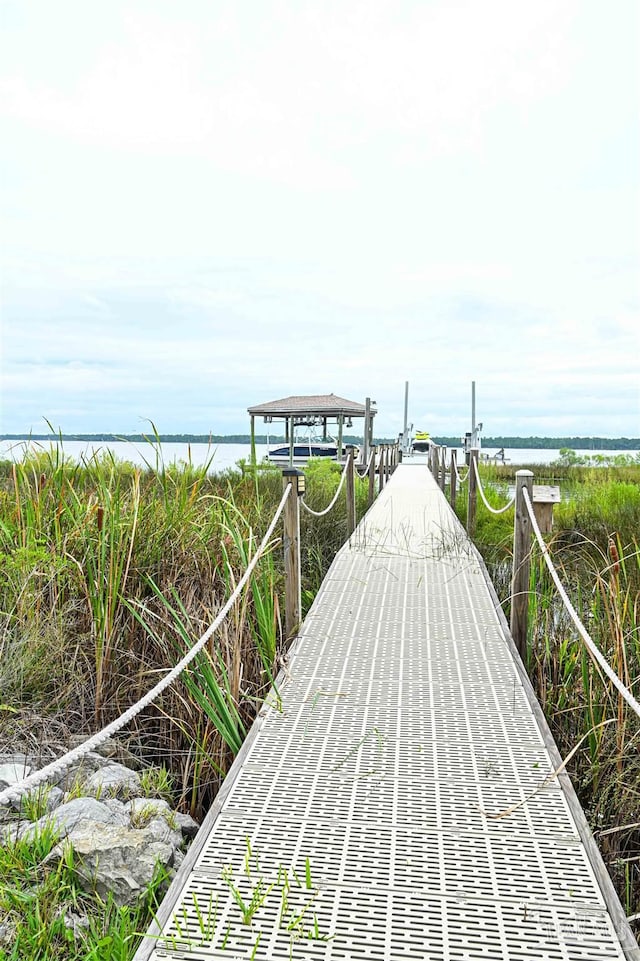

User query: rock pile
[0,741,199,908]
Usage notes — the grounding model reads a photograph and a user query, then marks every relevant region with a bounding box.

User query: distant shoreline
[1,433,639,450]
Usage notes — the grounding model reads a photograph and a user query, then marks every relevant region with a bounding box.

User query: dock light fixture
[283,467,305,496]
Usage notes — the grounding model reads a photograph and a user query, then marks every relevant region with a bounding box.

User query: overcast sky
[1,0,638,439]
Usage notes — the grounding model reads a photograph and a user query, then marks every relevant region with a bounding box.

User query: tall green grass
[0,443,366,818]
[457,462,640,921]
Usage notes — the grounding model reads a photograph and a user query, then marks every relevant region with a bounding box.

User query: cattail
[97,505,104,532]
[608,536,620,577]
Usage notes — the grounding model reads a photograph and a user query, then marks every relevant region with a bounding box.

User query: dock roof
[247,393,374,420]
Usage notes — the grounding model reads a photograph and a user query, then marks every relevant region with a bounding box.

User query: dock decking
[135,465,637,961]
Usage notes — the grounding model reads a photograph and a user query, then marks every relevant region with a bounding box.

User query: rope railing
[356,450,375,479]
[522,486,640,721]
[300,458,349,517]
[472,457,516,515]
[453,456,470,485]
[0,485,294,806]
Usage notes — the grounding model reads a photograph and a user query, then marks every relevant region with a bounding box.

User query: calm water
[0,439,633,473]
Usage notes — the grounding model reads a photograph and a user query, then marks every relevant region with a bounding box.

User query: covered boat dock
[247,393,376,466]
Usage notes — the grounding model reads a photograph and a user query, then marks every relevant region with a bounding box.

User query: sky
[1,0,639,440]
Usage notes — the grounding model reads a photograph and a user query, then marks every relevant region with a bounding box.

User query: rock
[82,763,142,799]
[0,749,193,912]
[60,751,117,791]
[50,797,127,832]
[173,811,200,839]
[58,822,178,906]
[143,816,183,849]
[127,797,172,822]
[44,786,65,812]
[173,848,185,870]
[12,797,128,844]
[0,760,32,789]
[102,797,129,820]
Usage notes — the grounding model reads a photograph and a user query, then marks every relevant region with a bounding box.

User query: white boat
[267,440,349,465]
[266,424,357,465]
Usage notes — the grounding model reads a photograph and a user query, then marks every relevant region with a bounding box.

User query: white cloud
[0,0,637,438]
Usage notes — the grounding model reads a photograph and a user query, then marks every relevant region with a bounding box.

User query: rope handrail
[522,486,640,721]
[472,458,516,515]
[453,457,470,485]
[0,485,294,806]
[300,459,349,517]
[356,450,375,479]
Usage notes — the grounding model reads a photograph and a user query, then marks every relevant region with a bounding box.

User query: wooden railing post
[282,468,303,639]
[439,445,447,491]
[467,448,479,537]
[450,449,457,511]
[378,444,385,491]
[368,445,377,507]
[346,446,356,536]
[384,445,391,483]
[510,469,534,662]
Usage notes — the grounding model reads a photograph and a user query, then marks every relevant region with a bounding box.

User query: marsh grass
[0,443,365,814]
[459,462,640,921]
[0,442,367,957]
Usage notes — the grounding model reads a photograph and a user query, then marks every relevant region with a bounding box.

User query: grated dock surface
[136,466,634,961]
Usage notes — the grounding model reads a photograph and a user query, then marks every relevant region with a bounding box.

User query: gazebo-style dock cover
[247,393,376,465]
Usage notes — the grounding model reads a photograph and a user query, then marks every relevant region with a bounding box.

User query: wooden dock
[135,465,638,960]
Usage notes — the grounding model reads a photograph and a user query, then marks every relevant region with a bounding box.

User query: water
[0,439,266,473]
[0,439,634,473]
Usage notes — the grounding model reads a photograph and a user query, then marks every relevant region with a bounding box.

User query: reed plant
[460,461,640,921]
[0,442,360,817]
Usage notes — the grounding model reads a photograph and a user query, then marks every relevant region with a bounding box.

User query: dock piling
[510,469,534,662]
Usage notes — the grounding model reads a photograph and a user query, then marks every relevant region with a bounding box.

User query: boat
[267,441,348,465]
[411,430,431,453]
[267,426,354,465]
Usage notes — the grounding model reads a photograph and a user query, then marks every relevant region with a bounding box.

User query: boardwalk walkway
[135,465,638,961]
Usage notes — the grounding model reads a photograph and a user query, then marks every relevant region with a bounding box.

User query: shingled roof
[248,393,373,419]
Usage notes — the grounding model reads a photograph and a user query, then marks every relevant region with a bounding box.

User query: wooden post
[346,446,356,536]
[450,448,457,511]
[368,445,377,507]
[430,444,438,476]
[250,415,256,468]
[510,469,534,662]
[286,417,293,468]
[439,445,447,491]
[384,445,391,483]
[282,468,303,639]
[363,398,371,467]
[337,413,344,463]
[379,444,385,491]
[467,448,479,537]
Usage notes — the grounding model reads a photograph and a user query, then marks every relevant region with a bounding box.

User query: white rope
[472,458,516,515]
[453,457,470,485]
[0,485,293,806]
[522,486,640,721]
[356,450,374,479]
[300,459,349,517]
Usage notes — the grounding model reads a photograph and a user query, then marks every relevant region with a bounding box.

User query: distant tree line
[1,433,639,450]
